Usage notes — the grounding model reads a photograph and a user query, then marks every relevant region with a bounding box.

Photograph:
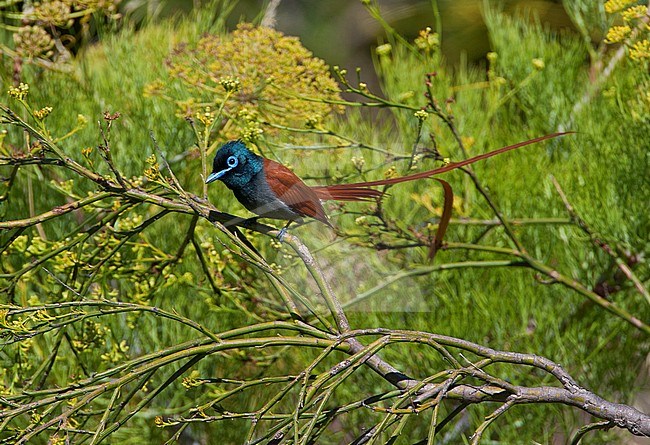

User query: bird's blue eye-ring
[226,155,238,168]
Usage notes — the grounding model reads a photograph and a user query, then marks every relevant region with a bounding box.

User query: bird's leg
[278,218,305,242]
[277,221,293,241]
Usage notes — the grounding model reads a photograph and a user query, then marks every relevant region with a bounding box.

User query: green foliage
[0,1,649,443]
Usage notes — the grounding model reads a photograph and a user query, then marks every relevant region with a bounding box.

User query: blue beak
[205,171,224,184]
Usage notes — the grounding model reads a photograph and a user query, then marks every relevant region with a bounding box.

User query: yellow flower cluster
[241,120,264,142]
[622,5,648,21]
[13,26,54,59]
[605,25,632,44]
[219,76,241,93]
[604,0,637,14]
[414,109,429,121]
[196,107,215,126]
[144,154,161,181]
[351,156,365,172]
[9,0,122,67]
[604,2,650,64]
[384,165,398,179]
[181,370,203,389]
[415,27,439,52]
[33,106,53,120]
[629,39,650,60]
[162,23,343,140]
[32,0,73,27]
[305,113,323,129]
[7,83,29,100]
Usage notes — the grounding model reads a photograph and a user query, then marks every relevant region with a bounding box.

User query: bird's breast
[233,171,302,221]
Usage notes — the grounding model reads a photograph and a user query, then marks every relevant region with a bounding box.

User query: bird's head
[206,140,263,189]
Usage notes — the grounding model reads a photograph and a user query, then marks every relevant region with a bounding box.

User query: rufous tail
[312,132,570,201]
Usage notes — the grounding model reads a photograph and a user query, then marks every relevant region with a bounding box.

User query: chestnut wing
[263,159,331,226]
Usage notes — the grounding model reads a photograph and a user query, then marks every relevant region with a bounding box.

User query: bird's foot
[277,220,296,242]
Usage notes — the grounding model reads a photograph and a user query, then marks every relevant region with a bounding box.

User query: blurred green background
[124,0,578,86]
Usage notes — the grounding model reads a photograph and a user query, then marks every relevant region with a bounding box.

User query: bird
[205,133,568,237]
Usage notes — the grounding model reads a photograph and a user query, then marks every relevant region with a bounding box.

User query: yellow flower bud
[532,58,545,71]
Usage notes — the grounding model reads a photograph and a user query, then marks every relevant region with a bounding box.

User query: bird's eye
[227,155,238,168]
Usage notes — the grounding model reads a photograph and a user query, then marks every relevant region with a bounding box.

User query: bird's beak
[205,170,225,184]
